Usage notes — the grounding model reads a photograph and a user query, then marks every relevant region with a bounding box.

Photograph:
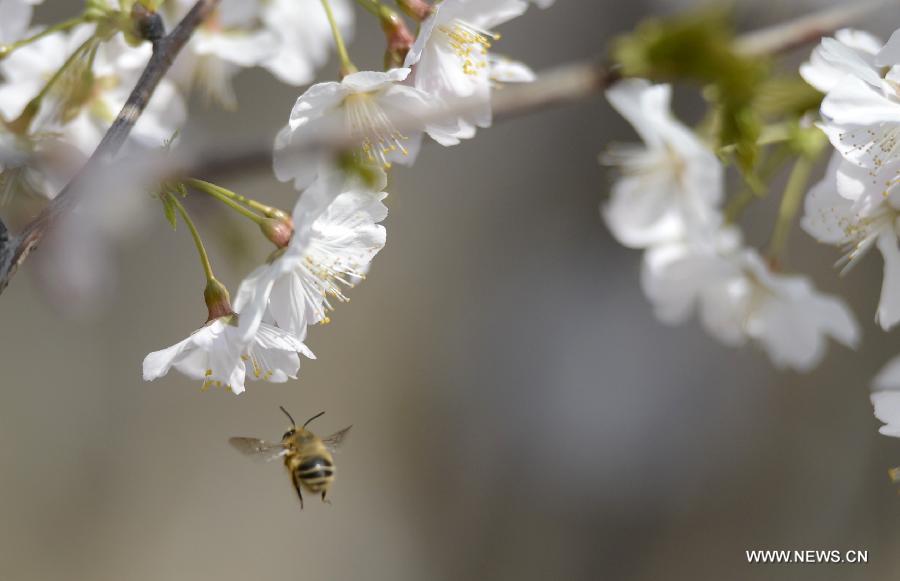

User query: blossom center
[343,93,408,169]
[438,19,498,76]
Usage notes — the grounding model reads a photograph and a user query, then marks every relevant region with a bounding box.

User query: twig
[0,0,220,295]
[734,0,890,57]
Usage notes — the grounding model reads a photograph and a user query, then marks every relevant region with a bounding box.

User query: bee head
[278,407,325,439]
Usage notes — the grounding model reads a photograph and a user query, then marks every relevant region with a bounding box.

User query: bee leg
[321,491,332,505]
[291,473,304,509]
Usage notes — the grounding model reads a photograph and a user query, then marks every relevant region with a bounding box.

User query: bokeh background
[2,1,899,580]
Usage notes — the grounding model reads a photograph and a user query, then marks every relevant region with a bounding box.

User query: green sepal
[161,192,178,230]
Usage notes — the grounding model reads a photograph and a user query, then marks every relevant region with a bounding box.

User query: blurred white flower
[260,0,353,85]
[0,130,77,201]
[168,0,352,107]
[143,314,313,395]
[719,249,860,372]
[235,170,388,342]
[644,222,859,372]
[168,0,278,108]
[872,356,900,437]
[403,0,534,145]
[799,28,882,93]
[641,225,744,343]
[0,26,186,154]
[602,79,723,248]
[0,0,41,45]
[273,68,428,190]
[801,151,900,330]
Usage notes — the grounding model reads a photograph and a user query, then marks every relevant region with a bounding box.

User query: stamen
[344,93,408,169]
[439,19,498,76]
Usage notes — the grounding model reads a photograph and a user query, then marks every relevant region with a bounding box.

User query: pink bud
[260,217,294,249]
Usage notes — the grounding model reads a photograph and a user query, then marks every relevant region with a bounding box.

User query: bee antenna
[303,411,326,428]
[279,406,297,427]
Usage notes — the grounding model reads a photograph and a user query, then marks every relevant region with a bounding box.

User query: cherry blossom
[143,314,313,395]
[235,169,388,342]
[801,152,900,330]
[0,0,42,45]
[602,79,723,248]
[273,68,429,191]
[402,0,535,145]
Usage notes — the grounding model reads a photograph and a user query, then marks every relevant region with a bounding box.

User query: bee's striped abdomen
[295,456,334,493]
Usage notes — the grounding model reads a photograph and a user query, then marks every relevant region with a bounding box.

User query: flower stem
[767,155,815,262]
[724,145,793,223]
[185,178,286,220]
[0,16,86,59]
[185,178,266,225]
[167,193,215,282]
[8,34,98,133]
[354,0,382,17]
[321,0,357,76]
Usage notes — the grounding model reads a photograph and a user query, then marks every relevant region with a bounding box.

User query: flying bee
[229,407,352,508]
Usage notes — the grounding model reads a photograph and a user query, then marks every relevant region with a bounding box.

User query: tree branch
[0,0,221,295]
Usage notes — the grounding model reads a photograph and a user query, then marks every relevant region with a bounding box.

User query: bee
[229,407,352,508]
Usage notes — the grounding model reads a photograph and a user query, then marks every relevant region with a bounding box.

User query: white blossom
[602,79,723,248]
[0,26,186,154]
[273,68,429,191]
[813,30,900,172]
[260,0,354,86]
[801,151,900,330]
[168,0,352,107]
[0,0,42,45]
[235,170,388,342]
[402,0,534,145]
[168,0,278,108]
[644,224,859,372]
[799,28,882,93]
[872,356,900,437]
[143,314,313,395]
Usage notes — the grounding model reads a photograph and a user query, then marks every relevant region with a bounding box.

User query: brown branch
[0,0,221,295]
[734,0,889,57]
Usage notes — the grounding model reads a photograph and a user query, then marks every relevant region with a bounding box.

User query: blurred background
[2,0,900,579]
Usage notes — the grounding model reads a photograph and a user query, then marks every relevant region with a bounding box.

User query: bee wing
[228,437,288,462]
[321,426,352,453]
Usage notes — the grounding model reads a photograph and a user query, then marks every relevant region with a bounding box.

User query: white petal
[489,56,535,83]
[142,336,195,381]
[874,355,900,390]
[871,390,900,437]
[876,29,900,67]
[801,151,856,245]
[876,230,900,330]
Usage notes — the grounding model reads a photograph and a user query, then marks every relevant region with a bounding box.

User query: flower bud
[396,0,433,22]
[130,3,165,43]
[204,278,234,322]
[260,216,294,249]
[381,10,416,69]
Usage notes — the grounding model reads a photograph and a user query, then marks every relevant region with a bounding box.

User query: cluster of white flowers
[142,0,555,394]
[0,0,352,200]
[165,0,355,109]
[795,28,900,436]
[602,79,860,372]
